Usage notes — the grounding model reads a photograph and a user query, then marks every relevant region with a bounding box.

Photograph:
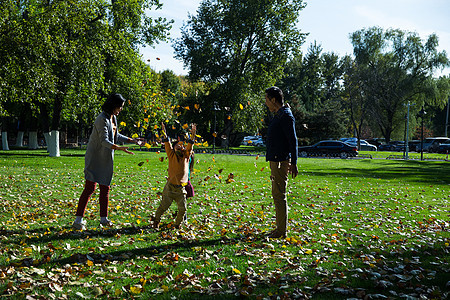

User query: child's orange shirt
[164,141,194,186]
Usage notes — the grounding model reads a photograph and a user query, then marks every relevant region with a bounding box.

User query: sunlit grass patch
[0,150,448,299]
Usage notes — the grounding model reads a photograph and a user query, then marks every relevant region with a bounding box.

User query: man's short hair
[265,86,284,105]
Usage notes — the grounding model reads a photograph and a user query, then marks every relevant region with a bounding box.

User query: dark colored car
[408,140,420,152]
[393,141,406,152]
[378,141,403,151]
[298,140,358,159]
[366,138,386,148]
[437,139,450,154]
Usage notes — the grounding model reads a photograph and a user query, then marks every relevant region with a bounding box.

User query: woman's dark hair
[102,93,126,114]
[265,86,284,105]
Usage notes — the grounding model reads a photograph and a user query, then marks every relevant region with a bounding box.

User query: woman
[72,93,142,230]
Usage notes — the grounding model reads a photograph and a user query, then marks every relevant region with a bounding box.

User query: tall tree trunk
[39,102,51,153]
[48,96,63,157]
[28,116,39,149]
[15,109,27,147]
[28,131,39,149]
[1,132,9,150]
[51,96,62,132]
[1,117,9,150]
[15,131,24,147]
[48,130,60,157]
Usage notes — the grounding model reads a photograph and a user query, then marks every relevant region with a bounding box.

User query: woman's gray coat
[84,111,130,186]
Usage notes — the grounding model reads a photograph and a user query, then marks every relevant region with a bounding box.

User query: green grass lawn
[0,149,448,299]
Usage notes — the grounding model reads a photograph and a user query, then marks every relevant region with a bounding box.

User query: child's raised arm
[161,122,168,139]
[190,124,197,141]
[161,122,172,153]
[186,124,196,152]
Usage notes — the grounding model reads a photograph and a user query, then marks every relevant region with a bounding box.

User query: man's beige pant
[155,181,187,226]
[270,160,290,234]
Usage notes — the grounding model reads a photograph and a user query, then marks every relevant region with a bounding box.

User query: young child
[153,122,196,229]
[176,132,195,201]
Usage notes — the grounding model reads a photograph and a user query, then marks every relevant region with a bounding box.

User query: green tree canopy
[0,0,173,154]
[278,43,347,144]
[173,0,306,136]
[350,27,449,142]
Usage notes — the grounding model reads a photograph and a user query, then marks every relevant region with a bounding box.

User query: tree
[350,27,449,143]
[0,0,172,155]
[278,43,347,144]
[174,0,306,139]
[341,55,372,147]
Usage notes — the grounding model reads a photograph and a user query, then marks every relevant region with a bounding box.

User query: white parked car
[342,138,378,151]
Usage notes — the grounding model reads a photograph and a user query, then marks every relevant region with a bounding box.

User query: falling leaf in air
[239,104,244,110]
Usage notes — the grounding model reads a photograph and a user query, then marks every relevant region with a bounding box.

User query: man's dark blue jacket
[266,105,298,165]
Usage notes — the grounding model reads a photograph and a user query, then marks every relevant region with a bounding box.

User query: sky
[140,0,450,77]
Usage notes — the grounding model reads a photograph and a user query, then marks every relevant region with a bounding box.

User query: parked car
[393,141,406,152]
[437,139,450,154]
[394,140,420,152]
[298,140,358,158]
[241,135,264,146]
[366,138,386,148]
[417,137,449,152]
[378,141,404,151]
[408,140,420,152]
[345,139,378,151]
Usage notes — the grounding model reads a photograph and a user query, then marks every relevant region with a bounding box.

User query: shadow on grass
[307,159,450,185]
[2,225,448,299]
[0,150,85,158]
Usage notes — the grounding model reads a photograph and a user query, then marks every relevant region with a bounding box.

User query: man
[265,86,298,238]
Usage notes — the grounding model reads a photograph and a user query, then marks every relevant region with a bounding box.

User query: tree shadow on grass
[0,220,448,299]
[4,230,449,299]
[306,159,450,185]
[0,224,158,246]
[0,150,85,158]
